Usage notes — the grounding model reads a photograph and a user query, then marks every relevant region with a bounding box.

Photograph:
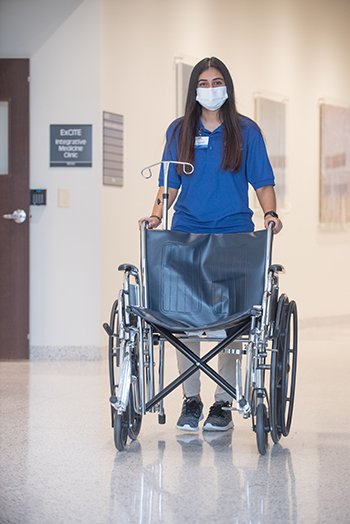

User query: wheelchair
[103,161,298,455]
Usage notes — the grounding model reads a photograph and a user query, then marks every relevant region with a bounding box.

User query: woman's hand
[138,215,162,229]
[264,215,283,234]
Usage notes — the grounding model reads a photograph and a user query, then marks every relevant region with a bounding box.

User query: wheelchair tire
[114,409,129,451]
[269,294,289,444]
[281,300,298,437]
[128,385,142,440]
[128,333,142,440]
[255,403,269,455]
[113,384,142,449]
[108,298,120,428]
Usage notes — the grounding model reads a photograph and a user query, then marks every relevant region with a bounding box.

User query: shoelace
[183,398,201,417]
[208,402,229,417]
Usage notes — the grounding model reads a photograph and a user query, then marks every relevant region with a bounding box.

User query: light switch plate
[58,188,70,208]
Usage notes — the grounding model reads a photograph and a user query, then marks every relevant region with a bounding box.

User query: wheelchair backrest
[143,229,267,328]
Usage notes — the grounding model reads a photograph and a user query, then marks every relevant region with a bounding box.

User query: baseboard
[30,345,106,361]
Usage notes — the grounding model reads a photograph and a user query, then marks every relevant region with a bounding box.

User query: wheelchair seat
[131,229,267,333]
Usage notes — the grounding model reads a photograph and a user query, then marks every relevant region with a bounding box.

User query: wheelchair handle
[264,222,274,291]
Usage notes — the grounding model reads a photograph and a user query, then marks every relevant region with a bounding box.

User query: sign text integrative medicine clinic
[50,125,92,167]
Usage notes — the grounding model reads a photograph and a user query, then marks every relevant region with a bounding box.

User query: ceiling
[0,0,83,58]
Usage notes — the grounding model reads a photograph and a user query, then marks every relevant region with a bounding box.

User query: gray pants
[176,340,238,403]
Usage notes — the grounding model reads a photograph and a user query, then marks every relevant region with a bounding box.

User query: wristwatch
[264,210,279,219]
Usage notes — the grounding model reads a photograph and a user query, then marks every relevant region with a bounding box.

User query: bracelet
[150,215,162,222]
[264,210,279,219]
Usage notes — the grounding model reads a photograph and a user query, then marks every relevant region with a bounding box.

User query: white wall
[2,0,349,357]
[100,0,350,327]
[30,0,102,352]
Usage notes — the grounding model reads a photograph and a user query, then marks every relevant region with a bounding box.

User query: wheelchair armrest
[269,264,285,274]
[118,263,139,276]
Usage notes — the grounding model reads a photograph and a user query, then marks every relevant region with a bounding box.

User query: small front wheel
[128,386,142,440]
[255,403,269,455]
[114,410,129,451]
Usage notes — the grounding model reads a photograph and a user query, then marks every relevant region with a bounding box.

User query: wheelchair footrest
[233,397,251,418]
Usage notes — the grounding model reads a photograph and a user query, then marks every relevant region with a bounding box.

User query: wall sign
[103,112,123,186]
[50,124,92,167]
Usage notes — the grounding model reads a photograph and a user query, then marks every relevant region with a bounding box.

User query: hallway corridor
[1,320,350,523]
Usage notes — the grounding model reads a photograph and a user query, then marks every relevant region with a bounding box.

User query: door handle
[2,209,27,224]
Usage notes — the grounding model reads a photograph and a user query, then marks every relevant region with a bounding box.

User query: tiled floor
[1,320,350,523]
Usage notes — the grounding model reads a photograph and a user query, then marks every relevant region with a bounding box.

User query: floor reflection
[2,320,350,523]
[109,432,297,524]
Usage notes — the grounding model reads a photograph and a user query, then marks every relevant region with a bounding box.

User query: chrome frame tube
[235,355,243,404]
[147,327,155,408]
[261,223,274,331]
[244,337,254,402]
[162,162,169,230]
[263,223,274,291]
[140,222,148,308]
[116,350,131,412]
[138,317,146,415]
[158,338,165,416]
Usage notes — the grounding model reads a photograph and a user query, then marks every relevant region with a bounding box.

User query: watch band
[150,215,162,222]
[264,210,279,219]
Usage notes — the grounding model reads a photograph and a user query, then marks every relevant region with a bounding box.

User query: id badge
[195,136,209,149]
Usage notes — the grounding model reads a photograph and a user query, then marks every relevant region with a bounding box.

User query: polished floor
[1,320,350,524]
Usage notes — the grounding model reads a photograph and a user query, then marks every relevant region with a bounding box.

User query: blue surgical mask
[196,86,228,111]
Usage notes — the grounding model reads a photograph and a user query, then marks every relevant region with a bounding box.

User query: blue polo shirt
[158,115,275,233]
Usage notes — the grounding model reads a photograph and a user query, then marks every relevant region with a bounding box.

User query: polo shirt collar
[198,119,224,135]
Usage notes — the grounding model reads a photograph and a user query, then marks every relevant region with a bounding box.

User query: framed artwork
[319,103,350,227]
[175,58,195,117]
[254,95,287,211]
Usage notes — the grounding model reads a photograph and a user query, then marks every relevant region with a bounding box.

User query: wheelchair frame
[103,161,298,454]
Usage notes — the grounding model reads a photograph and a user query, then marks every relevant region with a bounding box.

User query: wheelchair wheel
[255,403,269,455]
[270,294,289,444]
[114,409,129,451]
[108,298,120,428]
[128,385,142,440]
[113,383,142,449]
[128,332,142,440]
[281,300,298,437]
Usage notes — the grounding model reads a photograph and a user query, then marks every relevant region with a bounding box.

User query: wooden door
[0,59,30,359]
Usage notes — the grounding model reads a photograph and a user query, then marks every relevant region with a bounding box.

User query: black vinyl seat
[131,229,267,333]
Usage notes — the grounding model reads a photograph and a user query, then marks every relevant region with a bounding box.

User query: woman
[139,57,282,433]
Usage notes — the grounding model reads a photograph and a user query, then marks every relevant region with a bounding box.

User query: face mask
[196,86,228,111]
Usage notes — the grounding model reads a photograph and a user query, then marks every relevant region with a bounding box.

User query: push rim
[270,294,289,443]
[281,300,298,436]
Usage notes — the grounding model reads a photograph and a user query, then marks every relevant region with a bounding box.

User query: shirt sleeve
[158,121,182,189]
[246,126,275,190]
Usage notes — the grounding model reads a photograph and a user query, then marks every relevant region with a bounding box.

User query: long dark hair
[175,57,242,173]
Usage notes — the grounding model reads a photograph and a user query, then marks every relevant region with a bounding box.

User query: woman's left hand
[264,216,283,234]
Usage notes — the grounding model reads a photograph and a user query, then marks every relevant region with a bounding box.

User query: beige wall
[2,0,349,354]
[101,0,350,332]
[29,0,103,350]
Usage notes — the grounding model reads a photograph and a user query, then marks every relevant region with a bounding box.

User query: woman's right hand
[138,215,162,229]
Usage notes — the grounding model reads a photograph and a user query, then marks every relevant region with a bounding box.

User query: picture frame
[319,103,350,227]
[174,56,196,117]
[254,94,288,212]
